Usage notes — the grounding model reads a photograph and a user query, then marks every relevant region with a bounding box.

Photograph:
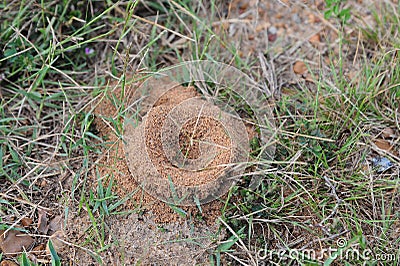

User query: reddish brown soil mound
[93,79,227,223]
[123,79,250,206]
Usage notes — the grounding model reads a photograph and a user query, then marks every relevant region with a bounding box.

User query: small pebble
[371,157,393,173]
[267,26,278,42]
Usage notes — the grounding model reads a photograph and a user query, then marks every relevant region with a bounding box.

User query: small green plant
[17,244,61,266]
[210,226,245,266]
[324,0,351,23]
[19,253,36,266]
[48,240,62,266]
[90,174,118,216]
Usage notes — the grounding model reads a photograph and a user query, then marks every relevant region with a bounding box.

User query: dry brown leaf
[309,34,320,44]
[32,243,46,251]
[382,127,395,138]
[0,260,19,266]
[39,180,47,187]
[374,139,398,156]
[48,216,63,235]
[37,209,48,234]
[46,231,66,254]
[0,229,34,255]
[304,73,319,83]
[21,218,33,227]
[375,139,392,151]
[293,61,308,75]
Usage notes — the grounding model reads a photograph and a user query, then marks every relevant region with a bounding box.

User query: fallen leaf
[309,33,320,44]
[39,180,47,187]
[0,260,19,266]
[32,243,46,251]
[21,218,33,227]
[48,216,63,235]
[305,73,320,83]
[293,61,308,75]
[46,231,66,254]
[382,127,395,138]
[31,243,47,261]
[0,229,34,255]
[374,139,398,156]
[374,139,393,151]
[37,209,48,234]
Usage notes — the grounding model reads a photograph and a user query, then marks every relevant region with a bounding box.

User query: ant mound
[90,78,242,224]
[123,77,250,206]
